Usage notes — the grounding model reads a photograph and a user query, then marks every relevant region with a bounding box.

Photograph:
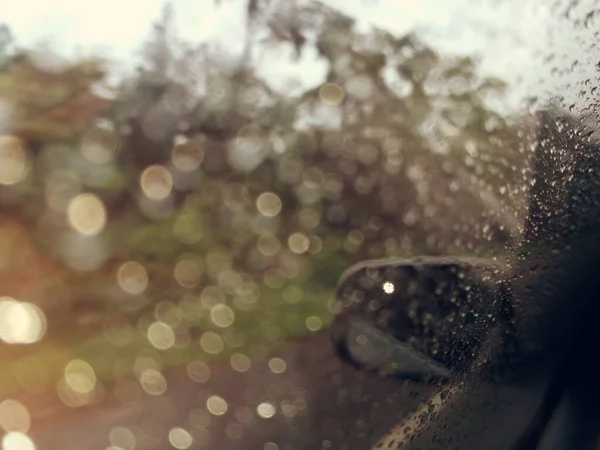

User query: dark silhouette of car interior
[332,109,600,450]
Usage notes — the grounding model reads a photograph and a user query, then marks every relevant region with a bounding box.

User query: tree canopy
[0,0,531,424]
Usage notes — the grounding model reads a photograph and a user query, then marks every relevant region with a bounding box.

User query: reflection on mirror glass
[332,257,508,380]
[2,0,600,449]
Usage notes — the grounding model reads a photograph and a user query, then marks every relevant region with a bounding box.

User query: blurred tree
[0,0,530,402]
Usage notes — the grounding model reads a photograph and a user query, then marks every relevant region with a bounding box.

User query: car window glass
[0,1,597,450]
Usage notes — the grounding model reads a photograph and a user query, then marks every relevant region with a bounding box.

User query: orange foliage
[0,216,62,304]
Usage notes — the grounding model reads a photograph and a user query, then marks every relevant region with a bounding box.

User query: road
[29,330,434,450]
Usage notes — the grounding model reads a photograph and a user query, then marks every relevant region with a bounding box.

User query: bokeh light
[210,304,235,328]
[228,124,266,173]
[67,193,107,236]
[140,165,173,200]
[2,432,35,450]
[139,369,167,396]
[256,192,282,217]
[187,361,211,383]
[206,395,228,416]
[168,427,193,449]
[230,353,251,373]
[173,258,202,288]
[64,359,97,395]
[256,402,276,419]
[305,316,323,332]
[288,233,310,254]
[257,234,282,256]
[383,281,395,294]
[80,124,120,164]
[200,331,224,354]
[0,136,30,185]
[171,139,204,173]
[147,321,175,350]
[318,83,345,106]
[0,400,30,433]
[268,358,287,374]
[117,261,149,295]
[109,426,136,450]
[0,298,46,344]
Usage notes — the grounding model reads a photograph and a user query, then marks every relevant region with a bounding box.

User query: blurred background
[0,0,595,449]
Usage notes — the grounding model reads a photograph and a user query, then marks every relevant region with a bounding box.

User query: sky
[0,0,224,61]
[0,0,598,115]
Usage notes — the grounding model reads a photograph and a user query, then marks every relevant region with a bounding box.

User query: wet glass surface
[2,1,600,449]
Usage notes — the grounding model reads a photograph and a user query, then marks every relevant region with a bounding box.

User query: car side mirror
[331,257,511,381]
